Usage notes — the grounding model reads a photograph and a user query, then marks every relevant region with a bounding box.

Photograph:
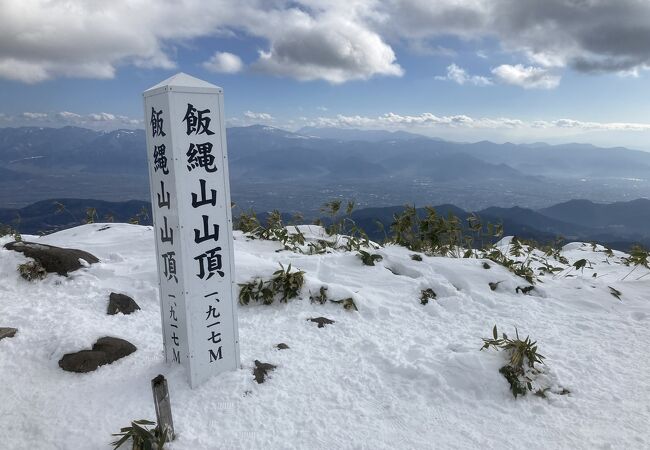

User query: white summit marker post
[143,73,240,388]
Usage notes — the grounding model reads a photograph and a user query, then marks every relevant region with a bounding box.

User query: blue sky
[2,1,650,149]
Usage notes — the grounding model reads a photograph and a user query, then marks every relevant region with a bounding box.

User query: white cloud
[491,64,561,89]
[297,111,650,149]
[88,113,117,122]
[252,15,403,83]
[4,109,650,149]
[306,112,523,129]
[202,52,243,74]
[0,0,402,84]
[0,59,49,83]
[378,0,650,76]
[435,64,492,86]
[56,111,82,120]
[21,112,48,119]
[534,118,650,132]
[301,112,650,133]
[7,109,650,135]
[3,1,650,84]
[243,111,273,121]
[0,111,142,130]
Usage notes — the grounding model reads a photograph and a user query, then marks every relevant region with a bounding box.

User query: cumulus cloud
[0,59,50,83]
[252,16,403,83]
[88,113,117,121]
[301,112,650,133]
[534,118,650,132]
[0,1,175,83]
[491,64,561,89]
[4,109,650,149]
[306,112,523,129]
[491,0,650,74]
[56,111,82,120]
[2,1,650,84]
[379,0,650,75]
[21,112,48,119]
[434,60,559,91]
[243,111,273,121]
[0,111,142,130]
[293,111,650,149]
[203,52,243,74]
[0,0,402,84]
[435,64,492,86]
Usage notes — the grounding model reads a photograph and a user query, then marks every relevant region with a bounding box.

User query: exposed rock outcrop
[5,241,99,276]
[107,292,141,315]
[59,337,136,373]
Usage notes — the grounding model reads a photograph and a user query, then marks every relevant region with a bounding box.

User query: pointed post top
[144,72,223,97]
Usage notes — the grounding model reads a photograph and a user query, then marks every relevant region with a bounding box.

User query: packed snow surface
[1,223,649,449]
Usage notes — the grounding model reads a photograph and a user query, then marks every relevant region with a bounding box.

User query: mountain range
[2,124,650,181]
[2,197,648,251]
[0,125,649,215]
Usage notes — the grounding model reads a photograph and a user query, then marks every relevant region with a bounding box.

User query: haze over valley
[2,124,649,250]
[1,124,648,216]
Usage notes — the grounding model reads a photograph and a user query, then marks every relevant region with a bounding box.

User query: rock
[58,350,107,373]
[307,317,335,328]
[92,337,137,362]
[107,292,141,315]
[4,241,99,276]
[0,327,17,341]
[253,360,276,384]
[276,343,289,350]
[483,262,491,269]
[59,336,136,373]
[489,281,502,291]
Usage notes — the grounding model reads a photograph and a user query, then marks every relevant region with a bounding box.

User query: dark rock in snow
[4,241,99,276]
[489,282,502,291]
[0,327,18,341]
[253,360,276,384]
[107,292,141,315]
[308,317,335,328]
[92,337,137,362]
[58,350,106,373]
[276,343,290,350]
[59,336,136,373]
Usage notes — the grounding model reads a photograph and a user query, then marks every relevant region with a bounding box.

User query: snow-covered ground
[1,223,649,449]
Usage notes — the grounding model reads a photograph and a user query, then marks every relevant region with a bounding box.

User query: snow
[1,223,649,449]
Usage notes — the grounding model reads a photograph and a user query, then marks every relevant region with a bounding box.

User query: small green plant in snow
[310,286,328,304]
[18,260,46,281]
[111,419,168,450]
[358,250,382,266]
[330,297,358,311]
[238,263,305,305]
[420,288,436,305]
[481,325,545,398]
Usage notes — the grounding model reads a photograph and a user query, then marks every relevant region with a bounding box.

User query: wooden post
[151,374,175,442]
